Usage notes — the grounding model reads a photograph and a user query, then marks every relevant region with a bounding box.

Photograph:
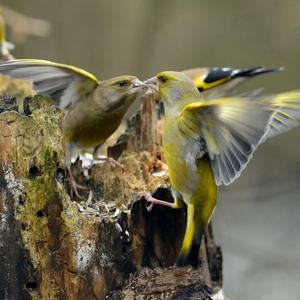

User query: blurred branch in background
[0,5,51,44]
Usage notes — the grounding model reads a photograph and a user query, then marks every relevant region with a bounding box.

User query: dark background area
[2,1,300,299]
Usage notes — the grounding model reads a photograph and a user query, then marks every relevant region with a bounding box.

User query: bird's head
[99,75,148,113]
[145,71,198,110]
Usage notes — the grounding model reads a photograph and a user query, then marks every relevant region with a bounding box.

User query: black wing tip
[204,66,283,84]
[233,66,284,78]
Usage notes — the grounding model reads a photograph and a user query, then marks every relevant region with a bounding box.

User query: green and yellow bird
[141,71,300,267]
[0,59,148,196]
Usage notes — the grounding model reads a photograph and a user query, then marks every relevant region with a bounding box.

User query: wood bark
[0,76,223,300]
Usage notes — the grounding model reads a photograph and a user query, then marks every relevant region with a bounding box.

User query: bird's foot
[71,180,90,199]
[138,191,174,211]
[67,168,89,199]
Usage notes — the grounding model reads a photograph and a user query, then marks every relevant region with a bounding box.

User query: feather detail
[179,98,275,185]
[178,90,300,185]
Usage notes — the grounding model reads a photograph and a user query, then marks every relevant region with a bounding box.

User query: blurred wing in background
[0,59,99,108]
[183,66,281,99]
[0,13,15,60]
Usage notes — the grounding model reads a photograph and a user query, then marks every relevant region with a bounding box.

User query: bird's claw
[138,191,154,212]
[67,167,89,199]
[106,157,124,171]
[70,182,92,201]
[95,156,124,171]
[146,202,154,212]
[70,181,84,199]
[138,191,175,210]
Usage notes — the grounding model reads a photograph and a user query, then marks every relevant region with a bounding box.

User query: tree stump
[0,75,223,300]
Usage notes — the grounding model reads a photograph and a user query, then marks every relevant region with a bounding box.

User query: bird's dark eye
[158,76,168,83]
[118,80,129,87]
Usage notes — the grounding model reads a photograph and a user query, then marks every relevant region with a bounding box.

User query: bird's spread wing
[0,59,99,108]
[264,91,300,138]
[178,91,300,185]
[178,98,276,185]
[183,66,280,99]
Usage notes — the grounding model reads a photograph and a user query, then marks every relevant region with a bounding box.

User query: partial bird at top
[0,12,14,61]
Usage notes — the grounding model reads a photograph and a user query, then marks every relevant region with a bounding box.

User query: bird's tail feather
[176,204,203,268]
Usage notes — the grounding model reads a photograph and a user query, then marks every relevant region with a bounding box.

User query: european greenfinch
[141,71,300,267]
[0,59,148,196]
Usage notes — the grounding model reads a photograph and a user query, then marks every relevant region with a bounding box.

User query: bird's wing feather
[264,91,300,138]
[178,91,300,185]
[178,98,276,185]
[0,59,99,108]
[183,66,281,99]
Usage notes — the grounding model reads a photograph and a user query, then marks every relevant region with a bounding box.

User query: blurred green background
[2,0,300,299]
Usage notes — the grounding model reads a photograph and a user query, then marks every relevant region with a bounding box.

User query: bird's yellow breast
[163,117,217,206]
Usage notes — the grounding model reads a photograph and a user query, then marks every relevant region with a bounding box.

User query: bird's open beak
[132,79,146,88]
[144,76,159,93]
[145,76,158,85]
[131,78,157,96]
[129,79,149,94]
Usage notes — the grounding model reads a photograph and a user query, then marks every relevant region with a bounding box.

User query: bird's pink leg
[138,191,177,211]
